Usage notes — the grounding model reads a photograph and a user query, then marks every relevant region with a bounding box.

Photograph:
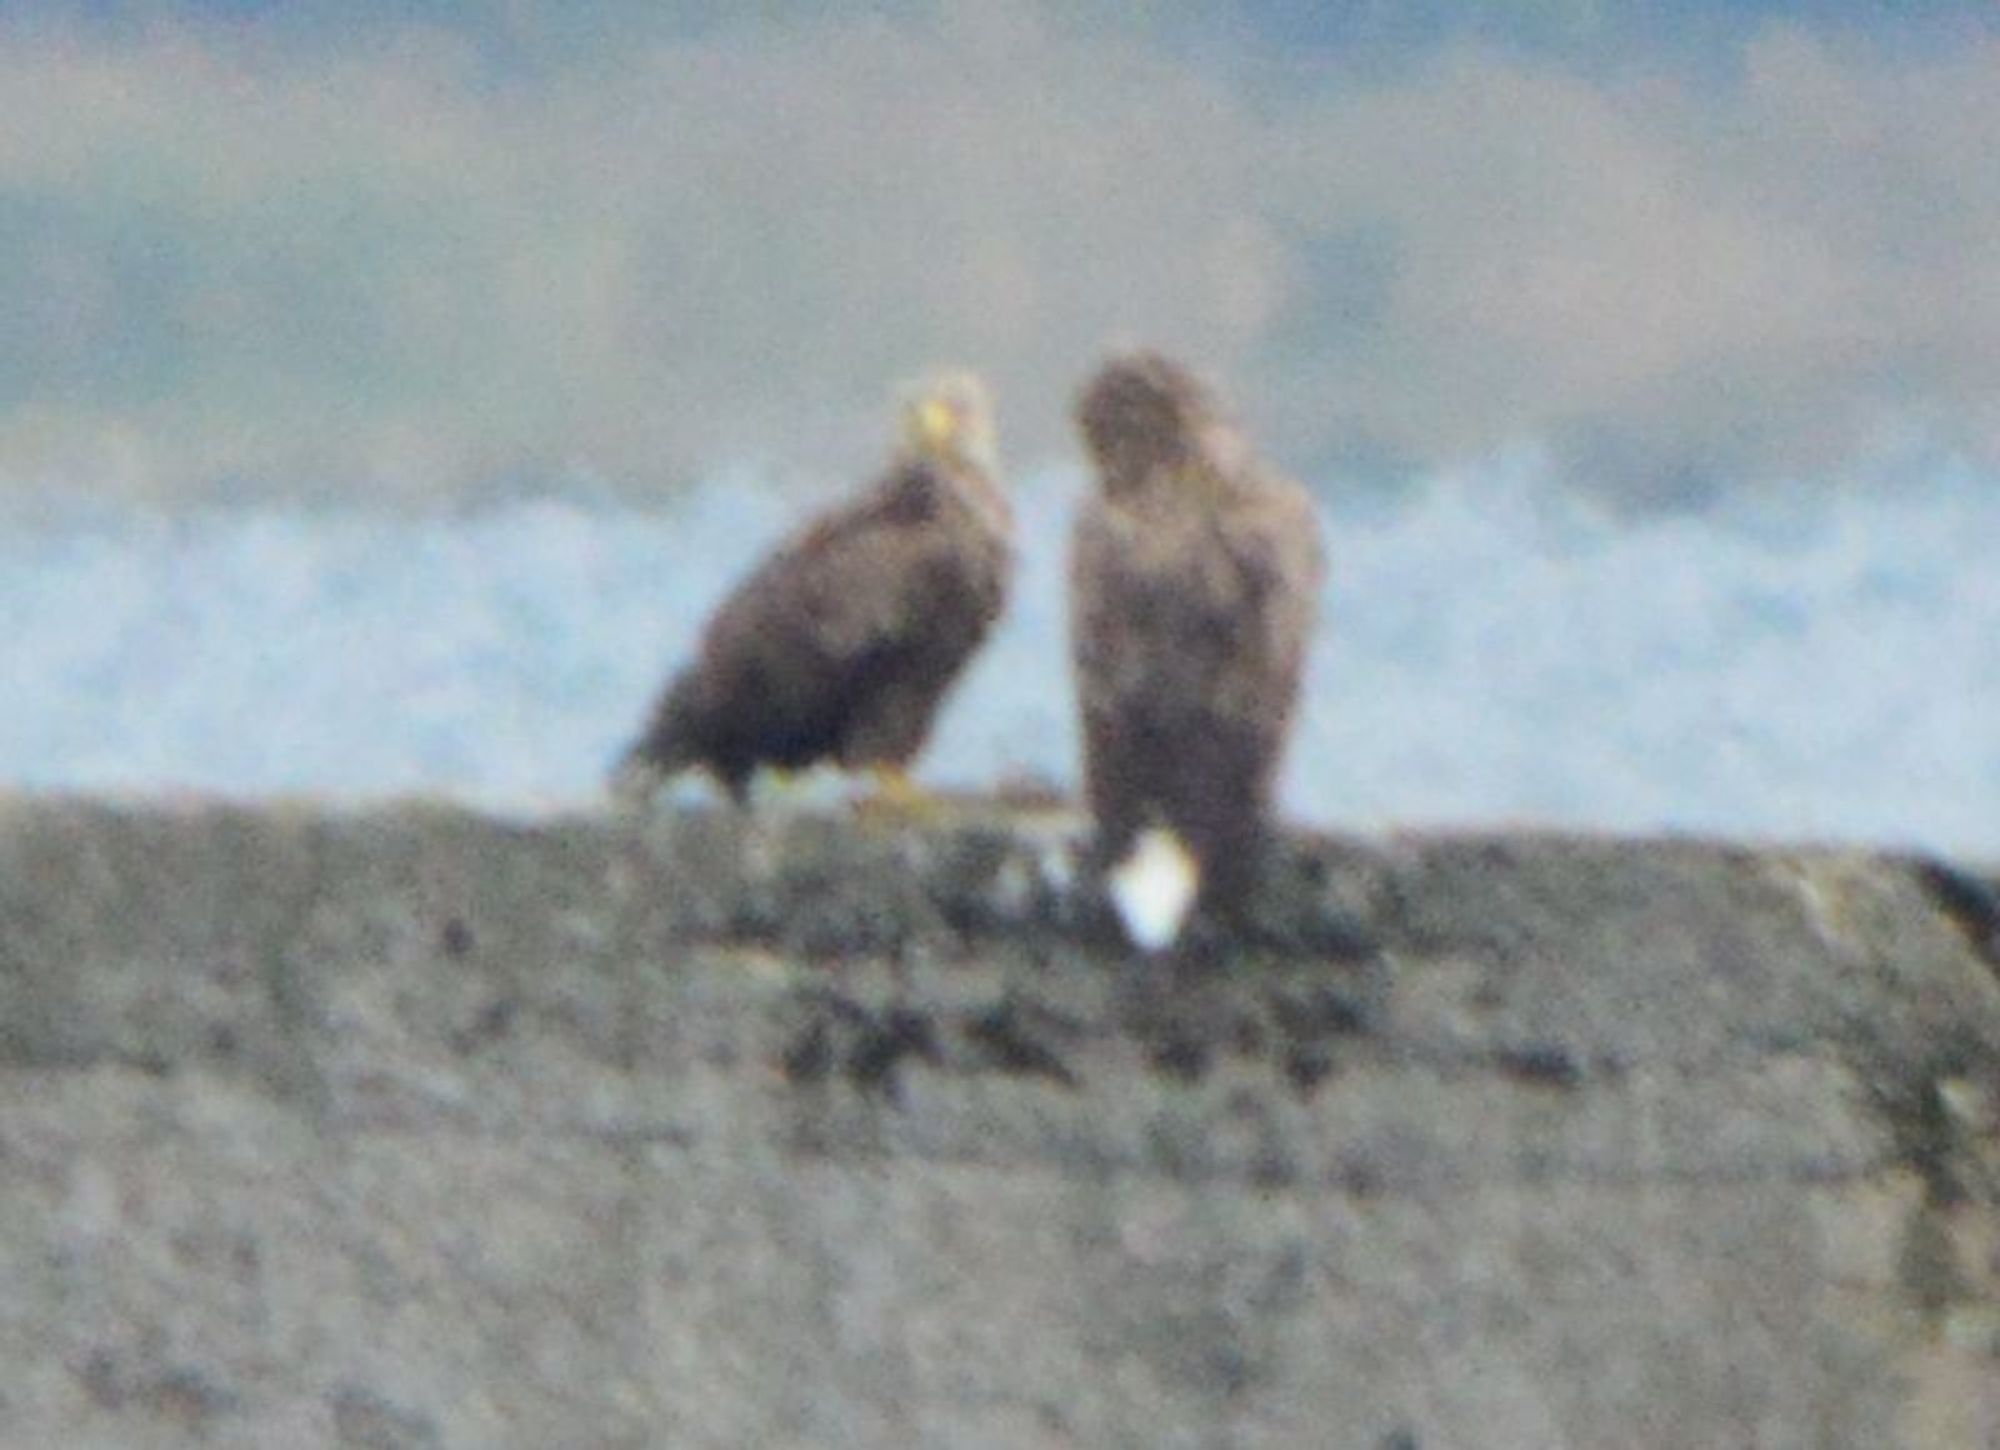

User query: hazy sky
[2,1,1995,501]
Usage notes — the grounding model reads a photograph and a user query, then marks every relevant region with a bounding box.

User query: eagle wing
[1214,473,1326,723]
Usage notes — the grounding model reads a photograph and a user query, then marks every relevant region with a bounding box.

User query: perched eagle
[1068,351,1325,949]
[616,372,1013,804]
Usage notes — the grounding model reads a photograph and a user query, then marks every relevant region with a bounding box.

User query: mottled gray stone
[0,794,1995,1448]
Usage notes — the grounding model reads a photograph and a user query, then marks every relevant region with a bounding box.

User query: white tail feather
[1107,827,1201,952]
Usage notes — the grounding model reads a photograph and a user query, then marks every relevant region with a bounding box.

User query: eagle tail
[609,689,704,808]
[607,747,667,811]
[1106,826,1202,952]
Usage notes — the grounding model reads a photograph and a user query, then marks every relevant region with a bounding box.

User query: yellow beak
[916,397,959,452]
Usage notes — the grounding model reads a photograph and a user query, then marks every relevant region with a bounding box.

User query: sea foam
[3,457,1994,857]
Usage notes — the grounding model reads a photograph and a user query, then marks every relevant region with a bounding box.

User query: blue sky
[15,1,1991,57]
[0,0,1996,501]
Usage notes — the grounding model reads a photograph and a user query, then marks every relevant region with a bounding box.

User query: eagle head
[1074,350,1232,495]
[901,370,998,477]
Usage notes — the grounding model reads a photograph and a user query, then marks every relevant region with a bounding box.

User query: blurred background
[2,0,1996,852]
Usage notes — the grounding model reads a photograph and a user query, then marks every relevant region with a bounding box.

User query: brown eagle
[616,372,1013,804]
[1069,351,1325,947]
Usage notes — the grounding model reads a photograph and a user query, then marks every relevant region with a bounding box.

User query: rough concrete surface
[0,793,1997,1448]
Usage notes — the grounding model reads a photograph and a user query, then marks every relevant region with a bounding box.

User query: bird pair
[615,352,1326,951]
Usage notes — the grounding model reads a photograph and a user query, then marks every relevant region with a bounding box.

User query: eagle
[615,372,1013,805]
[1068,351,1325,949]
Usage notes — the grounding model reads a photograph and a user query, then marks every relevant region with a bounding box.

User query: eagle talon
[854,766,937,822]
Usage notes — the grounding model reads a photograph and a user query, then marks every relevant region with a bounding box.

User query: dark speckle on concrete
[329,1382,442,1449]
[1148,1033,1212,1084]
[782,991,944,1095]
[447,997,517,1055]
[781,1016,836,1085]
[1281,1042,1337,1094]
[847,1005,941,1099]
[962,999,1082,1089]
[78,1349,238,1426]
[438,917,475,959]
[1492,1042,1586,1089]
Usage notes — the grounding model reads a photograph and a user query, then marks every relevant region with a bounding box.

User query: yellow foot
[746,766,845,812]
[752,766,798,805]
[853,765,938,823]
